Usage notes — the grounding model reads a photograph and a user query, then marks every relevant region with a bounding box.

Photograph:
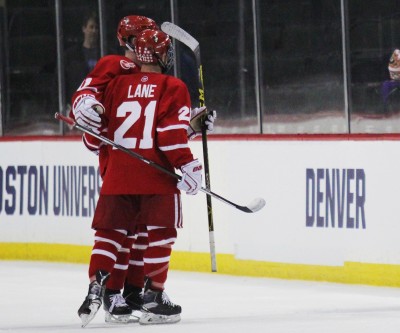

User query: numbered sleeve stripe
[157,124,188,132]
[159,143,189,151]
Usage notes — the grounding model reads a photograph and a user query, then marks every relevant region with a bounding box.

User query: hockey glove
[187,106,217,139]
[177,159,203,195]
[73,96,104,134]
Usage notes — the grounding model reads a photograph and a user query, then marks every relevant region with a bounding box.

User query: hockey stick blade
[161,22,199,53]
[201,188,266,213]
[55,113,266,213]
[245,197,267,213]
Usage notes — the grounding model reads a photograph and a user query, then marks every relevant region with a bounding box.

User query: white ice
[1,261,400,333]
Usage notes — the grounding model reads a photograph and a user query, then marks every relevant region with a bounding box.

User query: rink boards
[1,135,400,286]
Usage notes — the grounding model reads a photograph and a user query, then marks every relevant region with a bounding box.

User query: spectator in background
[381,49,400,113]
[64,11,100,101]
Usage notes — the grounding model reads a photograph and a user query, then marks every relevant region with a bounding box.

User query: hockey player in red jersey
[73,15,215,326]
[73,16,157,326]
[77,28,203,326]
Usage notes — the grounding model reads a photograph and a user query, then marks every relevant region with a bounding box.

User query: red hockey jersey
[100,72,195,194]
[70,54,139,108]
[69,54,139,176]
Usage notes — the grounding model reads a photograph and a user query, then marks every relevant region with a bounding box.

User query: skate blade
[139,312,181,325]
[80,303,101,328]
[105,312,131,324]
[127,310,142,323]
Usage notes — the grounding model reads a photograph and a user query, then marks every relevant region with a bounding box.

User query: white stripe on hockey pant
[174,194,179,227]
[144,256,171,264]
[157,124,188,132]
[179,195,183,227]
[132,244,148,250]
[91,249,117,261]
[147,226,163,230]
[149,238,176,247]
[159,143,189,151]
[113,264,129,270]
[150,280,165,290]
[118,247,130,253]
[114,229,128,235]
[130,232,148,241]
[94,236,122,249]
[174,194,182,228]
[129,260,144,266]
[147,264,169,282]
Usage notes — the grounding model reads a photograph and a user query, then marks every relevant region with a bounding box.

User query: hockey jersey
[100,72,195,194]
[71,54,139,108]
[69,54,139,177]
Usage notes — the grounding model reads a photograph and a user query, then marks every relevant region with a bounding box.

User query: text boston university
[0,165,101,217]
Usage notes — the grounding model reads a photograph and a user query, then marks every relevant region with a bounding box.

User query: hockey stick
[55,113,265,214]
[161,22,217,271]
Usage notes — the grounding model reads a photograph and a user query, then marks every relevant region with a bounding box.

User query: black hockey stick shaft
[198,64,217,272]
[161,22,217,271]
[55,113,264,213]
[192,42,216,271]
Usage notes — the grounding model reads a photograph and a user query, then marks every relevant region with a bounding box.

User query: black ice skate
[77,270,110,328]
[103,289,132,324]
[139,278,181,325]
[123,284,144,322]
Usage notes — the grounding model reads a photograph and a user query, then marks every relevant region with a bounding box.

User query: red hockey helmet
[117,15,158,51]
[135,29,174,73]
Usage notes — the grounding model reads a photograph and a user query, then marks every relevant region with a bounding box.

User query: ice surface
[1,261,400,332]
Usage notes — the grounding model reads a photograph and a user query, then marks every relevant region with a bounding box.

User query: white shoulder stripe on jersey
[159,143,189,151]
[157,124,188,132]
